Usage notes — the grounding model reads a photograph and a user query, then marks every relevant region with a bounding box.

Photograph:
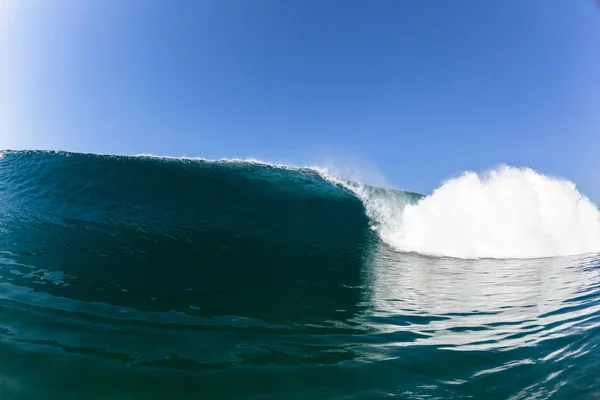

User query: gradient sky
[1,0,599,200]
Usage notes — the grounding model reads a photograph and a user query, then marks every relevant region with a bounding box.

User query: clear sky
[1,1,599,200]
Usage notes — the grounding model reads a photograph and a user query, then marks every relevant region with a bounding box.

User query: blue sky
[1,1,599,200]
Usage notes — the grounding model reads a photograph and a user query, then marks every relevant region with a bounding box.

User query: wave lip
[374,166,600,259]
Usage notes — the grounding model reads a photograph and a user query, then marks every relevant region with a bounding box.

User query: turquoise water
[0,150,599,399]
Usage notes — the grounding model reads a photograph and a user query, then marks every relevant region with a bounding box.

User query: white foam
[358,166,600,259]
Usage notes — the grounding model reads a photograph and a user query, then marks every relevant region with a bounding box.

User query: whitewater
[341,165,600,259]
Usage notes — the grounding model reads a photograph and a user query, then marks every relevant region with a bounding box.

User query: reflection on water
[356,245,600,398]
[363,245,600,350]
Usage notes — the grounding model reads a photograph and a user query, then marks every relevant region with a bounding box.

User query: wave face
[0,150,599,399]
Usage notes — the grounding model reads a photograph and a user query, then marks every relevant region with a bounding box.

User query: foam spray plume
[356,166,600,259]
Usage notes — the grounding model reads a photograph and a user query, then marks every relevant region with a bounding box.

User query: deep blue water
[0,150,598,399]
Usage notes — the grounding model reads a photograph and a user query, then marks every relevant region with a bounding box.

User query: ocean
[0,150,599,399]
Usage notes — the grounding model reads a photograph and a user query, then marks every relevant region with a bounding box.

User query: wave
[1,150,598,260]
